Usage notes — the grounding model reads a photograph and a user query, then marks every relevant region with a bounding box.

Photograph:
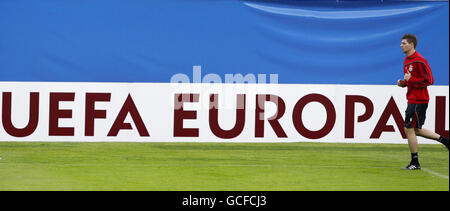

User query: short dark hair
[402,34,418,49]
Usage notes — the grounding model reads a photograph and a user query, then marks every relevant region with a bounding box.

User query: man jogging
[397,34,449,170]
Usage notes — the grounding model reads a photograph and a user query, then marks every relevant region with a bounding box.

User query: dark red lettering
[435,96,449,137]
[107,94,149,137]
[173,93,199,137]
[85,93,111,136]
[255,94,287,138]
[209,94,245,139]
[292,94,336,139]
[2,92,39,137]
[49,92,75,136]
[345,95,374,138]
[370,97,406,139]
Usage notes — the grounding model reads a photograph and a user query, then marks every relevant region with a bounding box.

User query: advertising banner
[1,81,447,143]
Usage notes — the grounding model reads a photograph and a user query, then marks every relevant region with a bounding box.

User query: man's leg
[404,127,420,169]
[415,127,449,150]
[402,104,421,170]
[405,127,419,153]
[414,128,440,140]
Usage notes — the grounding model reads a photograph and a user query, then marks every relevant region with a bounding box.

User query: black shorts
[404,103,428,129]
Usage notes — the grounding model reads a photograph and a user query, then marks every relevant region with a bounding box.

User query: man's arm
[404,63,433,87]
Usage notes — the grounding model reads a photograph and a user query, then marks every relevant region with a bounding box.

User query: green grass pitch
[0,142,448,191]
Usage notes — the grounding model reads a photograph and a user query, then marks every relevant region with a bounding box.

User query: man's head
[401,34,417,55]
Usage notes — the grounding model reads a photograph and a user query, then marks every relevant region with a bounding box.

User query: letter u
[2,92,39,137]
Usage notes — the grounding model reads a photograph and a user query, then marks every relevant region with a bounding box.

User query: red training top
[403,51,434,104]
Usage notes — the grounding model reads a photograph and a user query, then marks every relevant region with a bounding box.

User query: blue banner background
[0,0,448,85]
